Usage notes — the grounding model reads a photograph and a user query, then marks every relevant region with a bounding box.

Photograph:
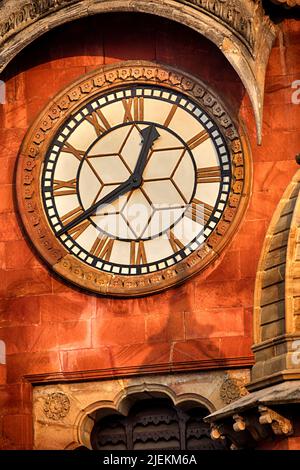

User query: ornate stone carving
[0,0,77,40]
[0,0,264,53]
[220,377,249,404]
[43,392,70,421]
[232,414,246,432]
[179,0,258,52]
[258,406,293,436]
[211,423,224,440]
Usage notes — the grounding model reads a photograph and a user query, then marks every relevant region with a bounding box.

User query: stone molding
[32,369,250,449]
[0,0,277,144]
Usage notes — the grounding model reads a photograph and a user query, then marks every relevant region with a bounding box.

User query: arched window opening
[91,398,227,450]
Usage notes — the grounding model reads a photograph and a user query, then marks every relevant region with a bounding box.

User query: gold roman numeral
[53,179,77,197]
[61,142,85,161]
[67,220,91,240]
[197,166,221,184]
[164,104,178,127]
[60,206,84,225]
[122,97,144,122]
[86,109,111,136]
[130,241,147,265]
[187,130,209,150]
[168,230,184,253]
[185,198,214,225]
[90,233,114,261]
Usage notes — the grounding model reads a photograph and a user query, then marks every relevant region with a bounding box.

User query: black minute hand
[56,125,160,238]
[57,178,133,237]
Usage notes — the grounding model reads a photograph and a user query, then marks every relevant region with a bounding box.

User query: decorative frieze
[0,0,274,55]
[179,0,258,51]
[0,0,77,41]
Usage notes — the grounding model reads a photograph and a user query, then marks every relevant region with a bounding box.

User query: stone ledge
[205,380,300,422]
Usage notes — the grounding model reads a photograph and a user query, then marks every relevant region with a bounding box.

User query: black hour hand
[132,125,160,181]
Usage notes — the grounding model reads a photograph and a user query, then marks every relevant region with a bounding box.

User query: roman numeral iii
[197,166,221,184]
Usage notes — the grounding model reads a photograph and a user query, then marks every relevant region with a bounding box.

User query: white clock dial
[42,85,231,276]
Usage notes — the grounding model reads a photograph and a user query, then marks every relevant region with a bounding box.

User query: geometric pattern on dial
[42,85,231,276]
[79,123,196,241]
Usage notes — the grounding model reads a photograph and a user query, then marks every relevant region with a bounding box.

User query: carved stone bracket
[210,407,294,449]
[205,381,299,448]
[0,0,277,144]
[233,414,246,432]
[258,406,293,436]
[211,423,225,440]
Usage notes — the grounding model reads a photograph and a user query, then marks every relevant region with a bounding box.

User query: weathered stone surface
[253,170,300,388]
[32,369,250,449]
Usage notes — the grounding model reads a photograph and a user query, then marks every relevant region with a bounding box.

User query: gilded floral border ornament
[0,0,277,144]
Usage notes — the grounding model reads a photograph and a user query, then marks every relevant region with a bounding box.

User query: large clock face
[42,85,231,276]
[17,63,249,295]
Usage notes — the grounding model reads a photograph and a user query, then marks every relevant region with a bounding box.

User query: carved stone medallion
[43,392,70,421]
[220,377,249,405]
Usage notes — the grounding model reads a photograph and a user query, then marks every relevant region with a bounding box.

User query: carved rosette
[220,377,249,405]
[43,392,70,421]
[16,61,251,296]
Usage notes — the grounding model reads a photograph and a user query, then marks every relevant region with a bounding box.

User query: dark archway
[90,398,228,450]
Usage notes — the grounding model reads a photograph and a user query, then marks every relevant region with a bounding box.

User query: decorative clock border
[16,61,251,296]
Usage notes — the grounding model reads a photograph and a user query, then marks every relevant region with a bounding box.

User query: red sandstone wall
[0,13,299,448]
